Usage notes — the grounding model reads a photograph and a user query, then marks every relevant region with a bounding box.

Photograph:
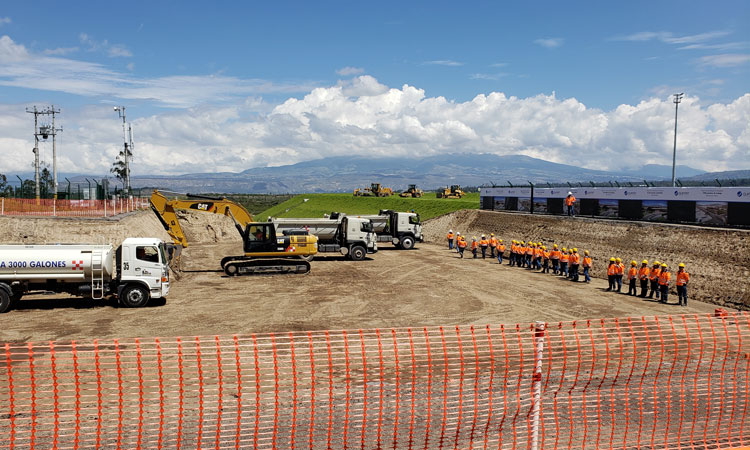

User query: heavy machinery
[0,238,170,312]
[353,183,394,197]
[437,185,465,199]
[150,190,317,276]
[399,184,423,198]
[268,213,377,260]
[358,210,422,249]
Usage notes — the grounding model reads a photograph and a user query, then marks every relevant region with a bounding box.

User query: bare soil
[0,210,734,342]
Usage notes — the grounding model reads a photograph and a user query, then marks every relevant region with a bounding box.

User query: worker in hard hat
[582,250,592,282]
[550,244,561,274]
[471,237,479,259]
[517,241,525,267]
[627,260,638,296]
[658,263,671,303]
[615,257,625,292]
[676,263,690,306]
[541,246,551,273]
[638,260,650,297]
[496,239,505,264]
[560,248,569,277]
[606,258,617,291]
[479,235,489,259]
[648,261,661,299]
[523,241,532,268]
[447,230,454,250]
[454,232,461,252]
[489,233,498,259]
[569,248,581,281]
[565,192,576,216]
[457,234,467,258]
[535,243,543,270]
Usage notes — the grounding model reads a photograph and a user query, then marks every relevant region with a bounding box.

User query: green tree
[110,143,132,187]
[40,166,55,197]
[0,173,9,197]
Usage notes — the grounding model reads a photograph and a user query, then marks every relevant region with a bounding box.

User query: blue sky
[0,1,749,175]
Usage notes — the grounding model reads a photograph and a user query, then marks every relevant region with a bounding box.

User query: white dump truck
[269,213,377,261]
[0,238,170,313]
[359,209,423,250]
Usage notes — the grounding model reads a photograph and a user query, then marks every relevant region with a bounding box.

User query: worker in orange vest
[648,261,661,299]
[489,233,498,258]
[615,257,625,292]
[447,229,454,250]
[517,241,525,267]
[524,242,532,268]
[606,258,616,291]
[638,260,650,297]
[471,237,479,259]
[457,235,467,258]
[496,239,505,264]
[479,234,489,259]
[658,263,671,304]
[569,248,581,281]
[582,250,592,282]
[565,192,576,216]
[541,246,551,273]
[550,244,561,274]
[676,263,690,307]
[560,248,569,277]
[627,260,638,296]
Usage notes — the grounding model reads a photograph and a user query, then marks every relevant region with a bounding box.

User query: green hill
[257,193,479,221]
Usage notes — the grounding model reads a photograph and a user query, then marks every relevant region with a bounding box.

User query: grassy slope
[257,193,480,221]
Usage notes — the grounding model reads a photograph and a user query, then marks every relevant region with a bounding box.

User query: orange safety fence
[1,311,749,449]
[0,197,149,217]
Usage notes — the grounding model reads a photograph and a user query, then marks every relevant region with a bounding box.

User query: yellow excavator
[149,190,317,276]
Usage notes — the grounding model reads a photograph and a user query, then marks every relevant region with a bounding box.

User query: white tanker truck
[0,238,170,313]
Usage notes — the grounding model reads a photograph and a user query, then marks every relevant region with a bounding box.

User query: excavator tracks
[222,258,311,276]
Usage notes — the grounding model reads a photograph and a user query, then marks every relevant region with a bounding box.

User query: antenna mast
[26,105,62,203]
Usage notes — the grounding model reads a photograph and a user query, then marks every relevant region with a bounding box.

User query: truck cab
[362,210,422,249]
[117,238,170,306]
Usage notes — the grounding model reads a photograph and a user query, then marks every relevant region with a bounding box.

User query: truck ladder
[91,252,105,300]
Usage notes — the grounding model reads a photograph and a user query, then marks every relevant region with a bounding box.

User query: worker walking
[627,261,638,296]
[560,248,569,277]
[676,263,690,307]
[479,235,489,259]
[496,239,505,264]
[542,246,551,273]
[570,248,581,281]
[582,250,592,282]
[638,260,650,297]
[550,244,561,274]
[606,258,616,291]
[659,264,671,304]
[454,232,461,252]
[489,234,498,258]
[471,237,479,259]
[457,235,467,258]
[447,230,454,250]
[648,261,661,299]
[565,192,576,216]
[615,258,624,292]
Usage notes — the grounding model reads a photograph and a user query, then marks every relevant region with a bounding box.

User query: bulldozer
[399,184,423,198]
[436,185,465,199]
[353,183,394,197]
[149,190,317,276]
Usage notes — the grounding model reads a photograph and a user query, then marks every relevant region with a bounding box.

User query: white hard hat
[456,232,460,235]
[449,229,453,232]
[567,191,572,196]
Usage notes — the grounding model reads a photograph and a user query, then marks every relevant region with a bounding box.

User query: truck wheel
[350,246,366,261]
[0,290,10,313]
[120,285,149,308]
[399,236,415,250]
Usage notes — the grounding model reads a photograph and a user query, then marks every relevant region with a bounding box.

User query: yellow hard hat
[542,246,547,250]
[573,248,578,252]
[553,244,558,248]
[642,260,648,264]
[616,257,622,263]
[473,236,477,240]
[631,260,637,266]
[654,261,660,265]
[584,250,589,255]
[537,242,542,246]
[610,257,616,262]
[562,247,567,251]
[491,233,494,236]
[521,241,525,244]
[678,263,685,268]
[661,263,667,268]
[499,239,503,243]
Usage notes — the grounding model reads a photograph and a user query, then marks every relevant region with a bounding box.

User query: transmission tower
[113,106,131,195]
[26,105,62,203]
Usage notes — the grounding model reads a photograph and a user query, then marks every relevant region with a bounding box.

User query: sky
[0,1,749,180]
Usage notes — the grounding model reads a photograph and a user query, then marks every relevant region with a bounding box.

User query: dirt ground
[0,210,734,342]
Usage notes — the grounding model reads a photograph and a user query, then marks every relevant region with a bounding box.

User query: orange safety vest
[498,244,506,253]
[659,271,671,286]
[616,263,625,275]
[583,256,592,268]
[471,241,478,250]
[638,266,650,280]
[561,253,569,263]
[565,195,576,206]
[447,232,454,240]
[607,263,617,276]
[526,246,534,256]
[543,251,551,260]
[458,239,467,249]
[676,271,690,286]
[480,239,489,247]
[571,253,580,264]
[628,267,637,279]
[550,250,561,260]
[650,267,661,281]
[489,238,498,247]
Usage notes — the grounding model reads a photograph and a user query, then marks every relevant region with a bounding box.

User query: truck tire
[350,246,366,261]
[399,235,415,250]
[0,290,10,313]
[120,285,149,308]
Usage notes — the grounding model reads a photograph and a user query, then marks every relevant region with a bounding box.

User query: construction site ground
[1,209,745,343]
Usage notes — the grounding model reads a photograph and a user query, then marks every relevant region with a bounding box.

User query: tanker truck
[0,238,170,313]
[358,210,422,250]
[269,213,377,261]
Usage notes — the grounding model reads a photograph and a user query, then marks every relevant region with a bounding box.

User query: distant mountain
[681,169,750,182]
[623,164,704,180]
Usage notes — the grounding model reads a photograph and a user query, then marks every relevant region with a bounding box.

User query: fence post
[530,321,546,450]
[53,198,56,217]
[104,197,107,217]
[1,197,3,215]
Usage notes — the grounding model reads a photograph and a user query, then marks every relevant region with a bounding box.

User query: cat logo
[197,203,209,210]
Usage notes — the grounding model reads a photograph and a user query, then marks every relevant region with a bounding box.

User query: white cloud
[79,32,132,58]
[43,46,79,56]
[423,60,463,66]
[616,30,731,45]
[470,73,507,81]
[698,53,750,68]
[534,38,563,48]
[0,17,10,26]
[1,76,747,177]
[336,66,365,76]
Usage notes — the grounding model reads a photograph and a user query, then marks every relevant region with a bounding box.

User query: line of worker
[608,258,690,306]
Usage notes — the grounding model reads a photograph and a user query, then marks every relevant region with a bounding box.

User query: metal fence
[1,311,748,449]
[0,197,150,218]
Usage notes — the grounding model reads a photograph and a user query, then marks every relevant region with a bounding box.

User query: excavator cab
[243,224,277,253]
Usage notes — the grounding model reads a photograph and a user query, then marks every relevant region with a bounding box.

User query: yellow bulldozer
[353,183,394,197]
[436,185,465,199]
[399,184,423,198]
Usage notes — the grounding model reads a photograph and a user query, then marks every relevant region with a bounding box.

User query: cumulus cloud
[0,76,747,177]
[534,38,563,48]
[336,66,365,76]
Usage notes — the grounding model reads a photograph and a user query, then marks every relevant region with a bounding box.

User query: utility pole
[671,93,683,188]
[26,105,62,204]
[114,106,130,195]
